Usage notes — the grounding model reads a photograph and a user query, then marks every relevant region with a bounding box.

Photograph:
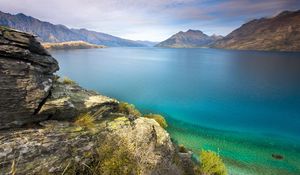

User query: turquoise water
[51,48,300,174]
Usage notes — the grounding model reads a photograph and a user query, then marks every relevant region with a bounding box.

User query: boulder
[37,80,118,121]
[0,26,59,129]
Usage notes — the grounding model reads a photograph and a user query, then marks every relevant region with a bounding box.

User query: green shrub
[62,77,76,85]
[117,102,141,117]
[74,113,95,129]
[199,150,227,175]
[144,113,168,128]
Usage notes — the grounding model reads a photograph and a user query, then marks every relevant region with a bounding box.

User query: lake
[51,47,300,175]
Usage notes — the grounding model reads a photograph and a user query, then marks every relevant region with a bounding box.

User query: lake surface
[51,47,300,175]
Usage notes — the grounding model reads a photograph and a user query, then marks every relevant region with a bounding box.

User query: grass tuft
[144,113,168,128]
[117,102,141,118]
[74,113,95,129]
[199,150,227,175]
[62,77,76,85]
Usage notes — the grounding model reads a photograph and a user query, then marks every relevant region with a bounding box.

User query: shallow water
[52,47,300,174]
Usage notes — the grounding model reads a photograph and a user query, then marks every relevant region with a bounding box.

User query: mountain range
[0,11,145,47]
[1,9,300,51]
[212,10,300,51]
[156,10,300,51]
[155,29,222,48]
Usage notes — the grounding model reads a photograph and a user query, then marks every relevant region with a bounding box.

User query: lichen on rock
[0,26,59,129]
[0,27,196,175]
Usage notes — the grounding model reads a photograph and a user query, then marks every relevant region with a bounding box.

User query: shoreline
[166,117,300,175]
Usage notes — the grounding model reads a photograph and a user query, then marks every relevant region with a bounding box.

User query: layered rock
[37,80,118,121]
[0,26,59,129]
[0,27,195,174]
[0,116,190,174]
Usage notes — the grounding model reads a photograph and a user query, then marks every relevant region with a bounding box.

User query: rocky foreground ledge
[0,27,195,174]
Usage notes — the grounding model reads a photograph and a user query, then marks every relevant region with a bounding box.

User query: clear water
[51,47,300,175]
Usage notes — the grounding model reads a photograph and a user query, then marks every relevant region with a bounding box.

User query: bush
[144,113,168,128]
[178,144,188,153]
[94,137,138,174]
[199,150,227,175]
[62,77,76,85]
[117,102,141,117]
[74,113,95,129]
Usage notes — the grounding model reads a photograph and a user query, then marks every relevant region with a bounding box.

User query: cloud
[0,0,299,41]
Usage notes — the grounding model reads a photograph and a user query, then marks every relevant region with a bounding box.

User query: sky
[1,0,300,41]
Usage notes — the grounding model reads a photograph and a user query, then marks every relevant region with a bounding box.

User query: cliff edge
[0,26,195,174]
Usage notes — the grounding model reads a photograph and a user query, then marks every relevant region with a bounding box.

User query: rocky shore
[0,27,196,174]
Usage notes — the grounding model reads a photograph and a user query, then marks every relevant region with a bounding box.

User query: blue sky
[1,0,300,41]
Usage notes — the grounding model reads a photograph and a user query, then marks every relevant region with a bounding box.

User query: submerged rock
[272,154,284,160]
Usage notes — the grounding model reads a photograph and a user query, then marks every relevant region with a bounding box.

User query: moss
[144,113,168,128]
[62,77,76,85]
[199,150,227,175]
[117,102,141,117]
[74,113,95,129]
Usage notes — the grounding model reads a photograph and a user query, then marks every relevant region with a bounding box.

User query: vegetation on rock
[178,144,188,153]
[144,113,168,128]
[199,150,227,175]
[62,77,76,85]
[42,41,105,50]
[74,113,95,129]
[118,102,142,118]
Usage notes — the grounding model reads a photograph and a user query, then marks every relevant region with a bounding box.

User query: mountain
[0,11,145,47]
[212,10,300,51]
[156,29,222,48]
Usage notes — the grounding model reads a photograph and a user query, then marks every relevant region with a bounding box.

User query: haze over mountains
[0,11,145,47]
[156,10,300,51]
[213,10,300,51]
[156,29,222,48]
[1,9,300,51]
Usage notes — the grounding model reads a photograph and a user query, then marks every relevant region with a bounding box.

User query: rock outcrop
[156,29,222,48]
[37,80,118,121]
[212,10,300,51]
[0,26,59,129]
[0,27,195,174]
[0,115,188,174]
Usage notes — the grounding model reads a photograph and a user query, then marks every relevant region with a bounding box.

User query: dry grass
[199,150,227,175]
[62,77,76,85]
[144,114,168,128]
[117,102,141,117]
[74,113,95,129]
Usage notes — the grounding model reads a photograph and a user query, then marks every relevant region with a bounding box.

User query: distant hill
[0,11,146,47]
[156,29,222,48]
[42,41,105,50]
[212,10,300,51]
